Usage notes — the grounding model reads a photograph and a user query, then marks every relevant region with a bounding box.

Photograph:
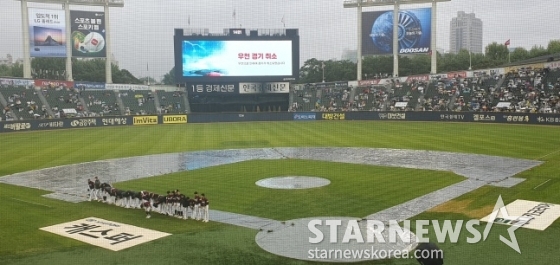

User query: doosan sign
[400,47,429,53]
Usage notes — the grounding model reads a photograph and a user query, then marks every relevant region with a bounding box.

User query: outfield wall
[2,112,560,133]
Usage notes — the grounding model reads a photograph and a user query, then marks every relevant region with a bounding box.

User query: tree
[472,53,493,70]
[0,63,22,78]
[72,58,105,82]
[547,40,560,54]
[485,42,509,64]
[362,55,393,78]
[22,57,141,83]
[408,53,431,75]
[529,45,548,58]
[11,63,23,78]
[299,58,358,83]
[510,47,529,62]
[138,76,158,85]
[161,67,175,85]
[397,56,414,76]
[113,68,141,84]
[0,64,11,77]
[438,52,466,72]
[322,59,356,82]
[32,57,65,79]
[298,58,323,83]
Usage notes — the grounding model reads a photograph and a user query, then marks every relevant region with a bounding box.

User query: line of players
[87,177,209,221]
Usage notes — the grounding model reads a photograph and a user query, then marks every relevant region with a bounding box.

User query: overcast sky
[1,0,558,80]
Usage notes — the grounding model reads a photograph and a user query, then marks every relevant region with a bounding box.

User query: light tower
[343,0,450,80]
[17,0,124,83]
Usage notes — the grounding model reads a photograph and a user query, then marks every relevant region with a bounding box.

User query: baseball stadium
[1,1,560,265]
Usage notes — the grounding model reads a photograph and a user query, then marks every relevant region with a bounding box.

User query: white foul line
[535,149,560,160]
[11,198,53,208]
[533,179,551,190]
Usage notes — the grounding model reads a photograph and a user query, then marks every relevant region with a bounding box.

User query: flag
[281,15,285,27]
[147,63,148,71]
[321,62,325,69]
[233,9,236,19]
[505,39,510,46]
[188,16,190,25]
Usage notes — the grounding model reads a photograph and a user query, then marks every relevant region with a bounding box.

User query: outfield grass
[1,121,560,265]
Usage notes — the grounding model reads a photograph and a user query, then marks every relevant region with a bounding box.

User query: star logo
[482,195,523,253]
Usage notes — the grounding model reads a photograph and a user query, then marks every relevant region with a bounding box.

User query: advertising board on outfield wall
[163,115,187,124]
[132,116,158,125]
[321,113,346,120]
[6,112,560,133]
[293,113,316,121]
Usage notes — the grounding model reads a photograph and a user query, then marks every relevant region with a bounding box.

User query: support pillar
[392,2,399,77]
[430,1,437,74]
[21,0,32,79]
[65,2,73,81]
[357,4,362,81]
[105,3,112,83]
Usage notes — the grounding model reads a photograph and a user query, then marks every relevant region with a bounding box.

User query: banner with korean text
[40,217,171,251]
[70,10,106,57]
[29,8,66,57]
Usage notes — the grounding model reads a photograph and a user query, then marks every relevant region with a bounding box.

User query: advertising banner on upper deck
[362,8,431,55]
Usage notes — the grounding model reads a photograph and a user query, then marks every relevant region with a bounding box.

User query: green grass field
[1,121,560,265]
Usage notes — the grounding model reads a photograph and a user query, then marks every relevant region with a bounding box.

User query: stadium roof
[502,53,559,68]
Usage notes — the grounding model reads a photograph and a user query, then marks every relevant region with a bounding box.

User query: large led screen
[362,8,431,55]
[181,40,293,77]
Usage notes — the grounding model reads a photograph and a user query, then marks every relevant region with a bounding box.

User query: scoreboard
[174,28,299,93]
